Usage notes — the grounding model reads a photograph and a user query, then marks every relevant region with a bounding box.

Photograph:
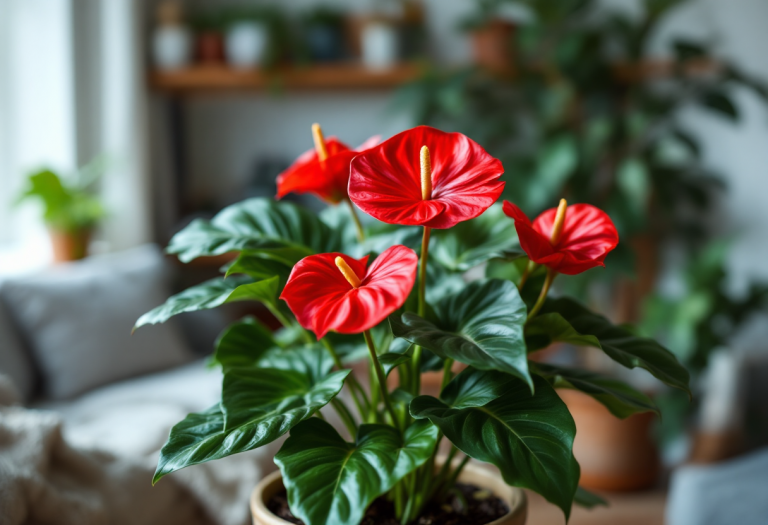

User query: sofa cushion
[0,245,193,400]
[0,291,35,402]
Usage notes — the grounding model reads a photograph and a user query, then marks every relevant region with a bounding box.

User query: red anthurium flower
[280,245,417,339]
[503,200,619,275]
[276,123,380,204]
[348,126,505,229]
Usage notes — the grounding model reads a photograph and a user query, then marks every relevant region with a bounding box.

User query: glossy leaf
[135,275,259,328]
[390,279,532,389]
[153,350,347,483]
[525,312,599,352]
[225,251,293,281]
[533,363,659,419]
[432,204,519,271]
[167,198,344,263]
[411,369,579,518]
[275,418,439,525]
[540,298,691,394]
[574,487,608,508]
[213,317,277,370]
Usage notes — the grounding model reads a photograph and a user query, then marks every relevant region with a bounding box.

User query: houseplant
[136,124,689,524]
[17,160,106,262]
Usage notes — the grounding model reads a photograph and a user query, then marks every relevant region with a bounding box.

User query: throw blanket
[0,376,211,525]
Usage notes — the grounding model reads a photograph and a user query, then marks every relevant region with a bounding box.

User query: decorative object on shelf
[192,12,226,64]
[361,16,400,71]
[225,18,269,69]
[136,122,689,525]
[151,0,192,71]
[16,158,107,263]
[470,19,515,70]
[301,7,346,63]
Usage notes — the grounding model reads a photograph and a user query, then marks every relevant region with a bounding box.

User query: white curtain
[0,0,151,275]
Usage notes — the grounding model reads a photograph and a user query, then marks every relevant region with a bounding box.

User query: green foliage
[391,279,532,389]
[17,163,106,233]
[411,369,580,518]
[275,418,438,525]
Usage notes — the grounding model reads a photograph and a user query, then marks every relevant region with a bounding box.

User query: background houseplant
[136,124,689,525]
[392,0,768,455]
[17,159,106,262]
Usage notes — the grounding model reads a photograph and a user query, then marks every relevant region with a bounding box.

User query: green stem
[430,446,459,497]
[443,455,470,495]
[321,339,370,417]
[331,398,358,437]
[518,260,537,290]
[440,358,454,391]
[364,329,401,432]
[345,198,366,242]
[526,268,557,321]
[412,226,431,395]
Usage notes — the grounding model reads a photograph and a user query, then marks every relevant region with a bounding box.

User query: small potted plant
[136,124,689,524]
[17,160,106,262]
[301,6,347,63]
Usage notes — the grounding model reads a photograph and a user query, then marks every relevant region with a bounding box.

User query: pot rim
[250,459,527,525]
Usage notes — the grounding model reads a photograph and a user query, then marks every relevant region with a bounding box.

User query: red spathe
[280,245,418,339]
[503,201,619,275]
[349,126,505,228]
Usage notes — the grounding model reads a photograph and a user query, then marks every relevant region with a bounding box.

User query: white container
[361,21,399,71]
[225,22,269,69]
[152,25,192,71]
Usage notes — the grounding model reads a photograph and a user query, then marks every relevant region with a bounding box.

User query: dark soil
[267,483,509,525]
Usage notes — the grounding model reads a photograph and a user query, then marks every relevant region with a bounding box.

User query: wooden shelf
[150,63,422,93]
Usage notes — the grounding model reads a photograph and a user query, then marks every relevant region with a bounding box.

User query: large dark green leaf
[167,198,344,263]
[153,350,347,483]
[432,204,519,271]
[574,487,608,508]
[533,363,659,419]
[134,275,280,328]
[225,251,293,281]
[212,317,277,370]
[525,312,599,352]
[390,279,532,390]
[275,418,438,525]
[540,298,690,394]
[410,369,579,519]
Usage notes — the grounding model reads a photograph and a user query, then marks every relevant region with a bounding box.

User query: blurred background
[1,1,768,524]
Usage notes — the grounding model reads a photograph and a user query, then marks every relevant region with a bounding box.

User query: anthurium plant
[136,124,690,525]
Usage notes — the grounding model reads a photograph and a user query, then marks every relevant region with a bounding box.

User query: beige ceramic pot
[251,461,527,525]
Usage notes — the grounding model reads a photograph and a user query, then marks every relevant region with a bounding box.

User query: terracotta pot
[250,461,527,525]
[560,389,659,491]
[49,229,91,262]
[470,20,515,71]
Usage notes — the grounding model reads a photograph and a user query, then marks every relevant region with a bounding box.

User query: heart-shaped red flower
[276,133,379,205]
[348,126,505,229]
[503,201,619,275]
[280,245,418,339]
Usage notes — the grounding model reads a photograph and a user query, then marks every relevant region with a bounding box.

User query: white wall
[170,0,768,289]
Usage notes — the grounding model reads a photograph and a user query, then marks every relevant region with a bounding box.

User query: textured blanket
[0,375,213,525]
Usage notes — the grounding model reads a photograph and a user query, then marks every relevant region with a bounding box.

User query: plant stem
[440,358,454,391]
[518,260,537,290]
[364,329,401,432]
[526,268,557,321]
[443,455,470,495]
[412,226,431,395]
[345,198,366,242]
[321,339,370,417]
[331,398,358,437]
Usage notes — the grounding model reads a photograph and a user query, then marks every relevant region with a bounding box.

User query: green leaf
[390,279,532,390]
[135,275,280,328]
[432,204,519,271]
[212,317,277,370]
[225,251,293,281]
[378,351,413,378]
[699,90,739,121]
[167,198,344,263]
[153,363,349,483]
[525,312,600,351]
[541,298,691,395]
[410,369,579,519]
[533,363,659,419]
[574,486,608,508]
[256,345,336,384]
[275,418,439,525]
